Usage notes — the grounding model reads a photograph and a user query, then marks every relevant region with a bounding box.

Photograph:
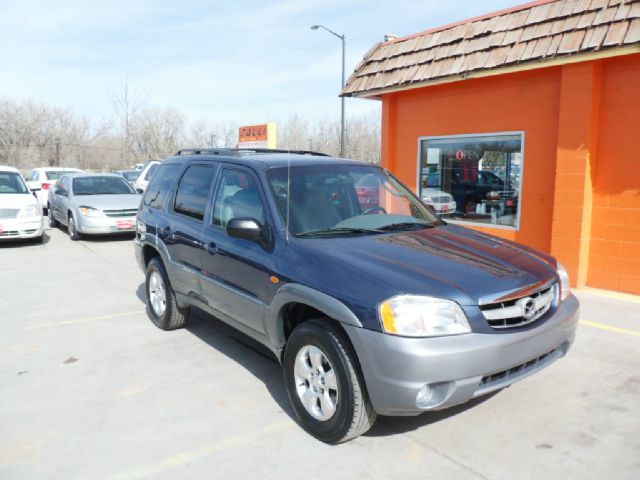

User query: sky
[0,0,520,126]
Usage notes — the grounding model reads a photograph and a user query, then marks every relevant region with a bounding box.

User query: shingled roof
[342,0,640,97]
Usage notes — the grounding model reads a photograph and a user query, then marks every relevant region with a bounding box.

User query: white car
[0,166,44,243]
[421,188,456,217]
[133,160,161,193]
[27,167,82,212]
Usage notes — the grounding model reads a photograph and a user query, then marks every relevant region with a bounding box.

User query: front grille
[0,230,19,237]
[103,209,137,218]
[429,195,451,204]
[0,208,19,219]
[480,283,556,329]
[479,346,564,390]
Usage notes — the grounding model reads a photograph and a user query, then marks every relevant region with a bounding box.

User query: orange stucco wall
[588,54,640,294]
[380,53,640,295]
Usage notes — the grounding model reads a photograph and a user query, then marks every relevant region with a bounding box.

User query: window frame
[416,131,525,231]
[143,163,182,209]
[171,163,218,222]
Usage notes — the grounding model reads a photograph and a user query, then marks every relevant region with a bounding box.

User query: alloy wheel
[293,345,339,421]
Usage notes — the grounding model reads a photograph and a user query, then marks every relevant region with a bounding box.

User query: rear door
[199,166,273,334]
[161,163,217,299]
[51,176,70,224]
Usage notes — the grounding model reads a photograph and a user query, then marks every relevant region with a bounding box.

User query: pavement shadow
[185,307,294,420]
[0,231,51,248]
[366,391,500,438]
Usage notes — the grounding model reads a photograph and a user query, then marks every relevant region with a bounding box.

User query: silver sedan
[48,173,141,240]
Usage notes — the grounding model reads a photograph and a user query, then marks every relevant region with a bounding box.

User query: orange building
[343,0,640,294]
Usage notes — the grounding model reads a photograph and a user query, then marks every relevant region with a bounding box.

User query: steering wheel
[363,206,387,215]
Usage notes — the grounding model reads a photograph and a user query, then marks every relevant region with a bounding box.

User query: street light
[311,24,346,158]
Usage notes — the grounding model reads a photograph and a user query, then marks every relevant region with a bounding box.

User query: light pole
[311,24,345,158]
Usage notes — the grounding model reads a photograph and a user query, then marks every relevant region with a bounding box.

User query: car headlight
[79,206,102,218]
[379,295,471,337]
[557,262,571,301]
[19,205,40,218]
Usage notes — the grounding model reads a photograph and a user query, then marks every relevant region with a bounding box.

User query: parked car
[49,173,140,240]
[421,172,456,216]
[461,170,517,214]
[134,149,578,443]
[0,166,44,243]
[114,169,140,184]
[133,160,161,193]
[27,167,82,212]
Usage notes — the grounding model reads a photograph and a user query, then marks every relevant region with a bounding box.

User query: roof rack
[175,147,330,157]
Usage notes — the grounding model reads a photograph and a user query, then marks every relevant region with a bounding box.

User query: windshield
[144,163,159,180]
[267,164,440,237]
[72,176,136,195]
[0,172,29,194]
[45,170,75,180]
[121,171,139,181]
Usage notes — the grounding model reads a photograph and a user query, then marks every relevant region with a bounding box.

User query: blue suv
[134,148,579,443]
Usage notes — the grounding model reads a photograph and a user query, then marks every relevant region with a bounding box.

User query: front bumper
[0,217,44,240]
[75,214,136,235]
[344,294,579,416]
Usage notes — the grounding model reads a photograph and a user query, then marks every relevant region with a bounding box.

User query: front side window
[212,169,265,229]
[267,164,439,237]
[144,164,180,208]
[72,176,135,195]
[419,133,523,228]
[173,165,216,221]
[0,172,28,194]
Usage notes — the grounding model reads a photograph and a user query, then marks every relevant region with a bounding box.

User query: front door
[200,166,273,335]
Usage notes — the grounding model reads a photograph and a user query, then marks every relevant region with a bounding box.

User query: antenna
[286,149,291,243]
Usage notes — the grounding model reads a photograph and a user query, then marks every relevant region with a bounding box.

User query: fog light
[416,384,434,405]
[415,382,454,408]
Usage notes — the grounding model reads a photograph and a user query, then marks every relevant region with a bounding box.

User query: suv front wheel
[283,318,377,443]
[145,257,189,330]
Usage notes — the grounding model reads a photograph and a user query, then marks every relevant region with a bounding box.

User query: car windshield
[72,176,135,195]
[0,172,29,194]
[122,171,139,181]
[45,170,74,180]
[267,164,440,237]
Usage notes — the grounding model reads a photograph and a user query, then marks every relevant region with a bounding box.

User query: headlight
[19,205,40,218]
[79,206,102,218]
[557,262,571,301]
[379,295,471,337]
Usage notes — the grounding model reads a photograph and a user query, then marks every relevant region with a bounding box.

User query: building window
[419,132,523,229]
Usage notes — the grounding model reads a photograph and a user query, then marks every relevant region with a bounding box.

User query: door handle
[204,242,218,255]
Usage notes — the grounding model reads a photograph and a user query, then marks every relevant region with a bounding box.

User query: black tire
[68,214,82,241]
[145,257,188,330]
[283,318,377,443]
[31,234,44,244]
[48,206,58,228]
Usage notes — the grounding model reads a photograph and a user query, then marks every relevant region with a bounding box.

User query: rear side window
[173,165,217,221]
[143,164,180,208]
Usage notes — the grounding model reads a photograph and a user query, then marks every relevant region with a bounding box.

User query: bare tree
[108,79,147,164]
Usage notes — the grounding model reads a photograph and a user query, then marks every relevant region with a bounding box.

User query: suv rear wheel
[283,318,377,443]
[145,257,188,330]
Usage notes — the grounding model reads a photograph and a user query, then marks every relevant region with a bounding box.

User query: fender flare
[266,283,362,350]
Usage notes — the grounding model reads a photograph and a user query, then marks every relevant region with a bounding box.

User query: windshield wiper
[297,227,385,237]
[379,222,437,231]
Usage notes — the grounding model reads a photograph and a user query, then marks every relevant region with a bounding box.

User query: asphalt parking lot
[1,223,639,480]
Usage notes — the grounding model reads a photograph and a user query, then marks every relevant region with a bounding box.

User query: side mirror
[136,188,143,194]
[54,188,65,196]
[27,181,41,192]
[226,218,263,242]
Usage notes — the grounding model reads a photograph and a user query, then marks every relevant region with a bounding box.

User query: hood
[296,224,557,306]
[0,193,40,210]
[71,194,141,211]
